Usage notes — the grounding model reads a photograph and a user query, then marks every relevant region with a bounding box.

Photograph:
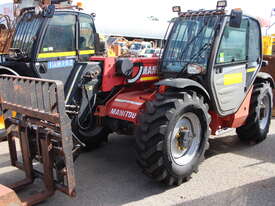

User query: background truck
[0,0,274,205]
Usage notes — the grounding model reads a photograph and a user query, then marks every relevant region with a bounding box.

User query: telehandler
[0,0,273,205]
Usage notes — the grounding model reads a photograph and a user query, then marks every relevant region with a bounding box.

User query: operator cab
[1,5,99,83]
[160,1,262,116]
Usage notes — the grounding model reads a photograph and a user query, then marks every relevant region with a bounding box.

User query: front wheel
[136,91,211,186]
[71,117,110,150]
[236,82,273,143]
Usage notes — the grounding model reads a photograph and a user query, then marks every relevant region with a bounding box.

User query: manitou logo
[110,108,137,119]
[142,66,158,75]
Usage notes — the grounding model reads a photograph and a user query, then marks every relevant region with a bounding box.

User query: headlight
[172,6,181,13]
[187,64,205,74]
[35,62,41,70]
[216,1,227,10]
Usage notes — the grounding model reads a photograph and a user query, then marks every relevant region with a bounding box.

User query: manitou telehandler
[0,0,274,205]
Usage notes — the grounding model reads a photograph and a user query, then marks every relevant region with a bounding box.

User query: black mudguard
[155,78,210,101]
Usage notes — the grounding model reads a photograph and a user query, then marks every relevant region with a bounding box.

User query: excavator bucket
[0,75,76,206]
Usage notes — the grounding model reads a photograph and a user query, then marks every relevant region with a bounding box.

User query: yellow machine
[262,34,275,55]
[263,36,273,55]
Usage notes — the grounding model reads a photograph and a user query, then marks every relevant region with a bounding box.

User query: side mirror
[229,9,242,28]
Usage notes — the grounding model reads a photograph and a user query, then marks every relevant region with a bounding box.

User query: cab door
[210,18,249,116]
[62,14,97,104]
[245,19,261,89]
[78,14,96,61]
[36,13,77,83]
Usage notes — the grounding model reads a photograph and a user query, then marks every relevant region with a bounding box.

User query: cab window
[40,14,76,53]
[79,15,95,50]
[216,19,248,64]
[248,19,261,61]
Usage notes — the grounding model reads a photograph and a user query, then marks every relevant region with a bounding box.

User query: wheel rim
[170,112,202,166]
[259,94,270,130]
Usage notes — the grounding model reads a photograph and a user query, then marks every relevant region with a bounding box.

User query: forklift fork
[0,75,76,206]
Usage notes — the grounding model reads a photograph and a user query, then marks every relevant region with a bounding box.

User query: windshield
[40,14,76,53]
[12,12,43,58]
[161,15,224,72]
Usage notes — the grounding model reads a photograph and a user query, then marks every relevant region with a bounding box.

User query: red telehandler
[0,0,274,205]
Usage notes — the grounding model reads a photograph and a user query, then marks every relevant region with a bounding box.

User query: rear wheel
[236,82,273,143]
[136,91,210,186]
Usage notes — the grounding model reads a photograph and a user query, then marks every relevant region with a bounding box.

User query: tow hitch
[0,75,76,206]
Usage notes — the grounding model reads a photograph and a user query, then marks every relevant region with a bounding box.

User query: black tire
[136,91,211,186]
[236,82,273,143]
[71,118,110,150]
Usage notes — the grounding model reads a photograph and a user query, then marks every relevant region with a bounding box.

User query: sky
[80,0,275,34]
[75,0,275,21]
[0,0,274,34]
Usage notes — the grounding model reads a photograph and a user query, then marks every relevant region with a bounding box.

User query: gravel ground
[0,119,275,206]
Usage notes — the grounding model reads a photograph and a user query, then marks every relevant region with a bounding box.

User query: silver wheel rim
[170,112,201,166]
[259,94,270,130]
